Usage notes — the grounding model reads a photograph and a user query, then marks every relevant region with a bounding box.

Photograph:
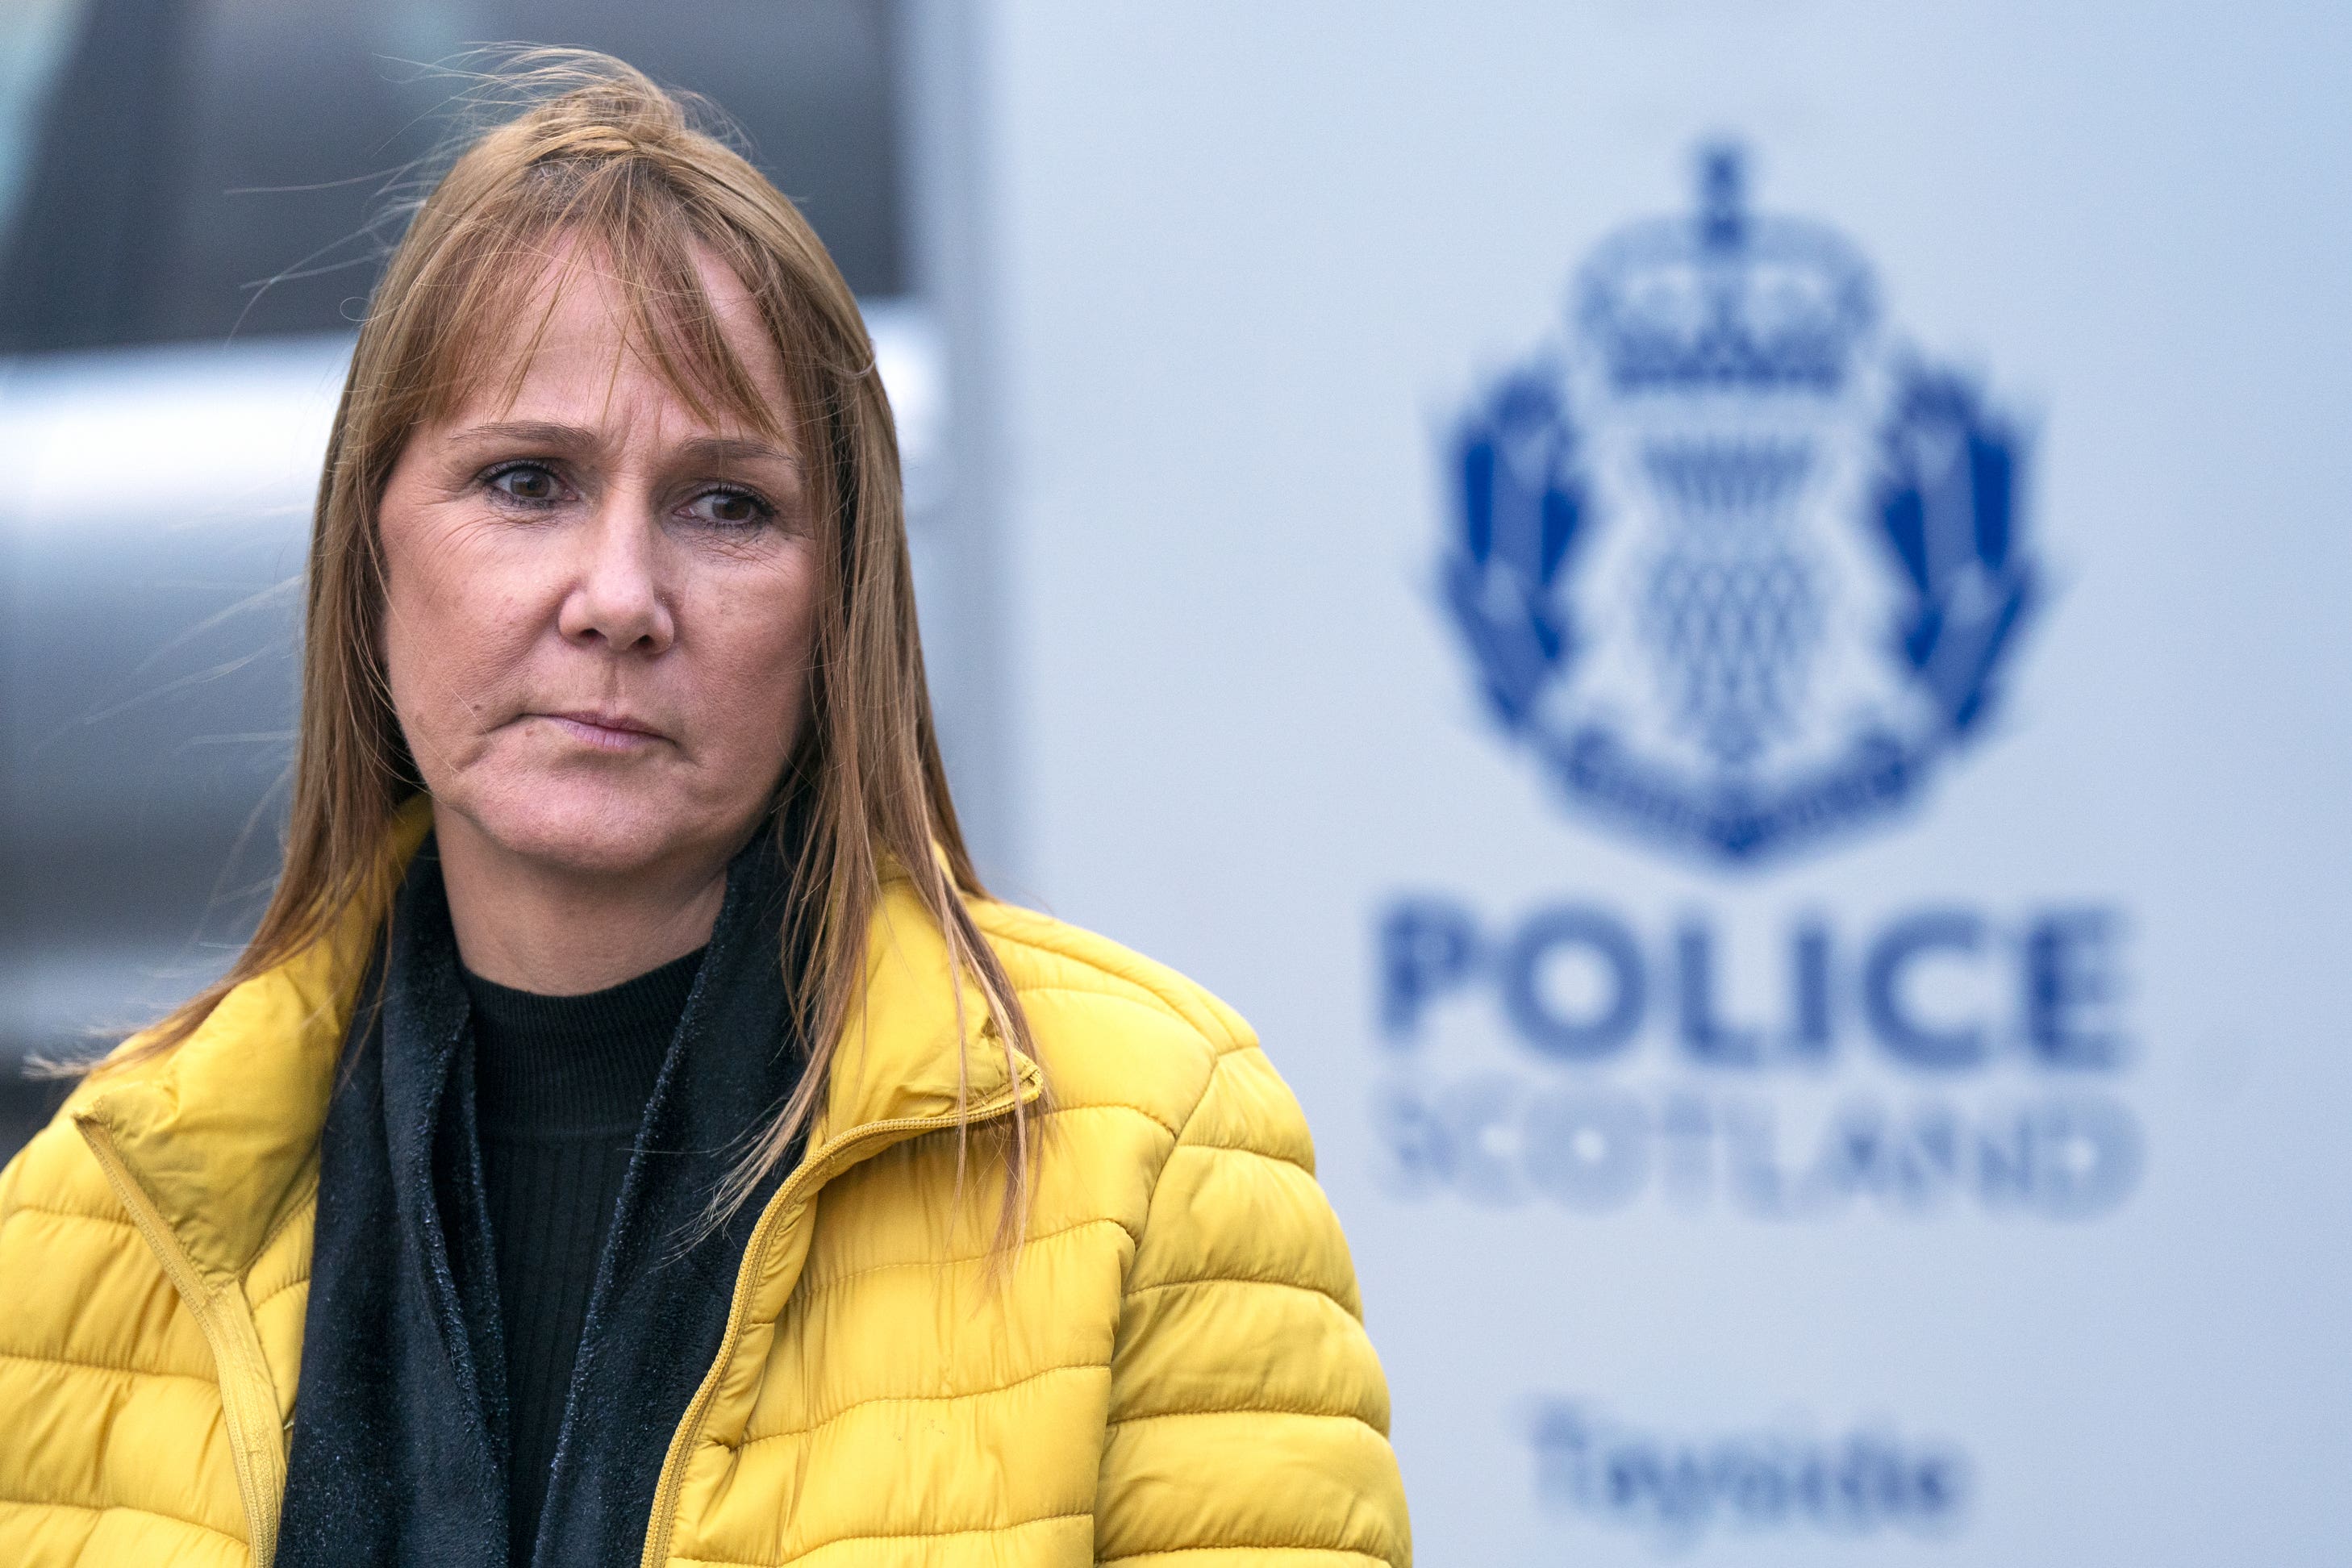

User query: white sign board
[976,6,2352,1562]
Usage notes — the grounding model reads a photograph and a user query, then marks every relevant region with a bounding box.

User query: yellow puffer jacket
[0,845,1410,1567]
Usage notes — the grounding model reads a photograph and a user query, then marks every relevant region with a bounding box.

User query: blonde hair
[104,51,1041,1240]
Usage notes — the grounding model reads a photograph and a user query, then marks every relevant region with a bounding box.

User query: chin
[444,774,739,882]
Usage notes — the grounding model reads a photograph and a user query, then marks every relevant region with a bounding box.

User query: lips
[536,709,670,751]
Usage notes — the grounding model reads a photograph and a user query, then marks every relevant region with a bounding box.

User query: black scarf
[278,829,807,1568]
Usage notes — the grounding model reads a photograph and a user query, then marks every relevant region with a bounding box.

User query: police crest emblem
[1445,145,2035,863]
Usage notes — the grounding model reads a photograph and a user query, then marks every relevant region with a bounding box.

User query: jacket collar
[75,799,1029,1284]
[71,806,433,1283]
[816,862,1036,1145]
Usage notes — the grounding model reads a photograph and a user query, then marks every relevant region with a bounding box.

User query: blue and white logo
[1445,145,2036,863]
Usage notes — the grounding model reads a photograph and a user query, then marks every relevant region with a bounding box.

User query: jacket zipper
[637,1080,1038,1568]
[79,1118,290,1568]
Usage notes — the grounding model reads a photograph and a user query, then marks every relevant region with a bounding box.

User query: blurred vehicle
[0,0,927,1156]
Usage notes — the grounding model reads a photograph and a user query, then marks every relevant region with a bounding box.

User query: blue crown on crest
[1576,145,1877,394]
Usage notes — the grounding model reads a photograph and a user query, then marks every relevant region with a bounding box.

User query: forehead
[444,236,794,440]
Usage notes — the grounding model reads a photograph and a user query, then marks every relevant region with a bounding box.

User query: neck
[431,807,736,995]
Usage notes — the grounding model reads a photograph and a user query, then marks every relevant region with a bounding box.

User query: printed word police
[1378,896,2126,1069]
[1368,895,2142,1217]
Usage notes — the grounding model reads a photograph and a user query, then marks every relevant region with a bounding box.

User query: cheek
[378,504,543,743]
[695,549,822,762]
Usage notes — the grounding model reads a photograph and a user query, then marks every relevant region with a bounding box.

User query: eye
[484,461,567,506]
[682,486,776,529]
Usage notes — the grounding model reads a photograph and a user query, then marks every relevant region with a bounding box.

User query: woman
[0,53,1409,1568]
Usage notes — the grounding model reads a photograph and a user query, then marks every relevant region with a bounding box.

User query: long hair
[97,51,1042,1242]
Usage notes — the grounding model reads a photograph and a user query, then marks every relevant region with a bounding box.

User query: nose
[558,499,676,654]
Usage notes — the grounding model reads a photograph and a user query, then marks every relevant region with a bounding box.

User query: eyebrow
[448,420,802,469]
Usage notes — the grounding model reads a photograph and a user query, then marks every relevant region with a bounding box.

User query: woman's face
[377,246,816,889]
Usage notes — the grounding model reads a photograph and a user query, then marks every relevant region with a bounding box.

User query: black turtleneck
[463,947,705,1558]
